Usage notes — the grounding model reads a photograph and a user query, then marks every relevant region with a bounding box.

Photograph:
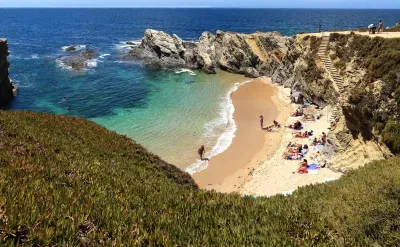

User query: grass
[0,110,400,246]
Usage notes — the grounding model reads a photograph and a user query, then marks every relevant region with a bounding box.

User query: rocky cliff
[127,29,397,171]
[0,39,16,107]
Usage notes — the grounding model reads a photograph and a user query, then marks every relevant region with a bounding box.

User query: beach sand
[241,86,343,197]
[193,77,292,192]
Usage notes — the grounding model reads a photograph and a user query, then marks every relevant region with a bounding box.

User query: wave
[115,40,141,51]
[185,79,253,175]
[86,58,98,68]
[61,45,86,52]
[174,68,196,76]
[99,53,111,59]
[56,59,73,71]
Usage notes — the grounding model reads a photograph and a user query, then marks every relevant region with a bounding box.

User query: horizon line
[1,7,400,10]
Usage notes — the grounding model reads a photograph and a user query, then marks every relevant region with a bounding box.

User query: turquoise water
[92,70,244,168]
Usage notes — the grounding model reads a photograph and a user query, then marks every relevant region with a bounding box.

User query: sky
[1,0,399,8]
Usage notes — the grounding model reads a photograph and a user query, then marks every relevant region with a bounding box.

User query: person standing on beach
[198,145,205,160]
[378,20,384,33]
[260,115,264,130]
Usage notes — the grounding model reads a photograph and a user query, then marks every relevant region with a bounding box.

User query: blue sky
[1,0,399,8]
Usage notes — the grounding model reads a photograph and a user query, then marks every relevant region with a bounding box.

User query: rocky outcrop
[124,29,289,77]
[59,49,96,71]
[0,39,16,107]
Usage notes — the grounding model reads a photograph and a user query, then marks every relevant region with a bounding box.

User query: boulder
[59,49,96,71]
[65,46,77,52]
[243,67,260,78]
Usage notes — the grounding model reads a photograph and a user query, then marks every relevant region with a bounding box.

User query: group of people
[368,20,384,34]
[260,115,281,132]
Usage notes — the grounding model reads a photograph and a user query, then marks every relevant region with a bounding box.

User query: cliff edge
[0,39,17,107]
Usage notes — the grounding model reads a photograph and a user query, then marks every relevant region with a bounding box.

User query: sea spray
[185,79,253,175]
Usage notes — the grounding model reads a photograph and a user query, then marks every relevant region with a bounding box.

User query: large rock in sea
[0,39,17,107]
[59,49,95,71]
[126,29,188,68]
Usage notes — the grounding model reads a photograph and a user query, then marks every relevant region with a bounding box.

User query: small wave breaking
[61,45,87,52]
[185,79,253,175]
[174,68,196,76]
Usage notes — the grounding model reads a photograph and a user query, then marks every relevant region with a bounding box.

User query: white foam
[56,59,73,71]
[115,40,142,50]
[185,79,253,175]
[30,54,39,59]
[174,68,196,76]
[99,53,111,59]
[61,45,87,52]
[86,59,98,68]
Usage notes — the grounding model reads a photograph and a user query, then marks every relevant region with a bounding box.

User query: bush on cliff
[0,111,400,246]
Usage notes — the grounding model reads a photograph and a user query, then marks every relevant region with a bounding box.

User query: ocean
[1,8,399,170]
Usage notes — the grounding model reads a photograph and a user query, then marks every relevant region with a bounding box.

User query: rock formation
[59,49,96,71]
[124,29,289,76]
[0,39,17,108]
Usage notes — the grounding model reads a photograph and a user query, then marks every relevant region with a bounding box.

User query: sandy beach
[193,77,292,192]
[241,85,343,197]
[193,77,343,197]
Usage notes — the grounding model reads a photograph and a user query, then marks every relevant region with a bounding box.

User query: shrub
[0,111,400,245]
[382,120,400,153]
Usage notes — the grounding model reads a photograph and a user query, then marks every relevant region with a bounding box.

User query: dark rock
[243,67,260,78]
[59,49,96,71]
[65,46,77,52]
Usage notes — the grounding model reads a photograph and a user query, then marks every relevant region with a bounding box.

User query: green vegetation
[0,111,400,246]
[329,33,400,153]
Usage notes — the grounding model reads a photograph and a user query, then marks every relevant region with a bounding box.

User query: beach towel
[307,164,320,170]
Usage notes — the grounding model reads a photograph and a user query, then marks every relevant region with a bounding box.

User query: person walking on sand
[260,115,264,130]
[198,145,205,161]
[378,20,384,33]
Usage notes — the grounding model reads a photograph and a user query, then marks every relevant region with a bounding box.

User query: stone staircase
[317,35,345,122]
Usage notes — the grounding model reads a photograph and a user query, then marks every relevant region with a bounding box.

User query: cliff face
[0,39,16,107]
[128,30,396,171]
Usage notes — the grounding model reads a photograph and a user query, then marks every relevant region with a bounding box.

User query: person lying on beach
[287,121,303,130]
[293,130,310,138]
[297,159,308,174]
[284,152,303,160]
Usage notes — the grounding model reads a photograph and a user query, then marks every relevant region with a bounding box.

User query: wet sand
[193,77,291,192]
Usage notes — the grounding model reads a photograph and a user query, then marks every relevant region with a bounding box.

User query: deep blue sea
[1,8,399,170]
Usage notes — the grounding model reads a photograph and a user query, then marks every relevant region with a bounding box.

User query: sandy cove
[193,77,342,196]
[193,77,291,193]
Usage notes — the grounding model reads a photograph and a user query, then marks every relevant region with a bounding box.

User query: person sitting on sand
[329,121,337,131]
[320,132,327,145]
[260,115,264,130]
[297,159,308,174]
[273,120,281,128]
[198,145,205,160]
[312,137,318,146]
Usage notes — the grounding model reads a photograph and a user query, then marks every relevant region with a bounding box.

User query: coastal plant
[0,111,400,246]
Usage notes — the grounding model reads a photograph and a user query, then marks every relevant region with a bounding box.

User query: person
[312,137,318,146]
[67,105,71,111]
[321,132,327,145]
[298,159,308,174]
[368,24,374,34]
[259,115,264,130]
[378,20,383,33]
[198,145,205,160]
